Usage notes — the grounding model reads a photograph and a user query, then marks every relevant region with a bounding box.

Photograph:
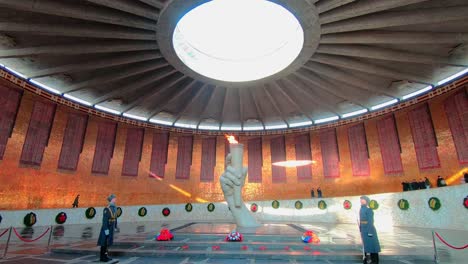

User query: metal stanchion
[46,225,53,252]
[2,227,13,259]
[432,230,439,263]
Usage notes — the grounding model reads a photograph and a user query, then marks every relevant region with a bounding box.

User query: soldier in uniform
[97,194,118,262]
[359,196,381,264]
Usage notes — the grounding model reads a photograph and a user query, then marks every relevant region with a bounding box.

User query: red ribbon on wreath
[162,208,171,217]
[250,203,258,212]
[343,200,352,210]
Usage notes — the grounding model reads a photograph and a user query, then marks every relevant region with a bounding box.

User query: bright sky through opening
[173,0,304,82]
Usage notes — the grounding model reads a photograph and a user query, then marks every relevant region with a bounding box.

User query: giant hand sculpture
[220,153,260,228]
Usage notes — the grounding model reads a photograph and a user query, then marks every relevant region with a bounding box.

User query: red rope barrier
[13,227,50,243]
[435,232,468,250]
[0,228,9,238]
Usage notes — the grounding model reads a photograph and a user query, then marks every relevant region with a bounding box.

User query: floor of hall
[0,221,466,263]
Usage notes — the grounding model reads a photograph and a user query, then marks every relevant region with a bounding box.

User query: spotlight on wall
[272,160,315,167]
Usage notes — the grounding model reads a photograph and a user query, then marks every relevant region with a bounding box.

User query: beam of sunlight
[446,168,468,185]
[169,184,192,197]
[196,198,208,203]
[149,170,213,202]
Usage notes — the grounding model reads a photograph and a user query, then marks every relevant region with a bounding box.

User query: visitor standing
[418,179,426,190]
[410,179,419,190]
[310,188,315,198]
[424,177,431,189]
[72,194,80,208]
[437,176,447,187]
[317,187,322,198]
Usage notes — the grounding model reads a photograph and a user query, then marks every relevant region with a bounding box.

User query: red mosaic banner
[444,91,468,164]
[91,121,117,174]
[248,137,262,183]
[376,115,403,174]
[0,85,22,159]
[122,128,145,176]
[200,137,217,182]
[271,136,286,183]
[58,113,88,170]
[348,123,370,176]
[295,133,312,181]
[408,104,440,169]
[150,131,169,178]
[175,135,193,180]
[320,129,340,177]
[20,101,56,165]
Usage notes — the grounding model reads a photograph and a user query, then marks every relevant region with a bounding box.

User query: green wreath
[343,200,352,210]
[138,207,147,217]
[85,207,96,219]
[318,200,327,210]
[428,197,441,211]
[207,203,215,212]
[398,199,410,210]
[272,200,280,209]
[369,200,379,210]
[23,212,37,227]
[185,203,193,212]
[295,201,303,210]
[250,203,258,212]
[55,212,67,224]
[116,207,122,218]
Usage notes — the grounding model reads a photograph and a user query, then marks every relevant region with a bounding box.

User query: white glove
[368,233,373,237]
[104,229,109,236]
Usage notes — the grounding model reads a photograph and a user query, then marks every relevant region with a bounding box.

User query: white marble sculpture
[220,151,260,228]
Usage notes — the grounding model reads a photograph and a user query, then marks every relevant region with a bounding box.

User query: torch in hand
[226,135,243,208]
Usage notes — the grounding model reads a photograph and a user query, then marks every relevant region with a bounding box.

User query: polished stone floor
[0,221,466,263]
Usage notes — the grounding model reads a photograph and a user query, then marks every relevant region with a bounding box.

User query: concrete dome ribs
[0,0,467,131]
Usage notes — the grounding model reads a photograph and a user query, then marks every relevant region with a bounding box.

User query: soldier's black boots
[100,246,111,262]
[363,253,379,264]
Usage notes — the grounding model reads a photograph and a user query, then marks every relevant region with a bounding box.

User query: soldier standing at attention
[97,194,118,262]
[360,196,381,264]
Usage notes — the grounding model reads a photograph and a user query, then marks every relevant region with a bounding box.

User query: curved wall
[0,74,467,210]
[1,185,467,231]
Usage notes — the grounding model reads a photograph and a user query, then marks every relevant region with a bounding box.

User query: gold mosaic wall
[0,85,466,210]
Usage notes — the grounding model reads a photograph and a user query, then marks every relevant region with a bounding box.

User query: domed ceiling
[0,0,467,131]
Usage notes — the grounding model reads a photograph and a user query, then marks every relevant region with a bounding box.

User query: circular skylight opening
[173,0,304,82]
